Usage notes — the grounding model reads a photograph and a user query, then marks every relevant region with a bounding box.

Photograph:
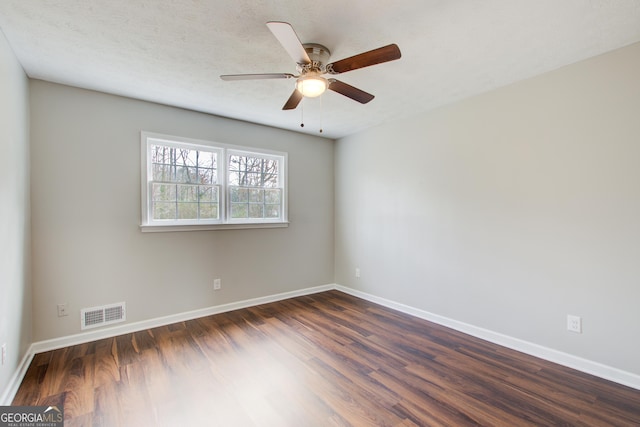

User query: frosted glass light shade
[296,76,328,97]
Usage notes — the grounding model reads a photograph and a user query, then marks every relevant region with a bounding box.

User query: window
[147,141,222,222]
[228,151,283,221]
[141,132,287,231]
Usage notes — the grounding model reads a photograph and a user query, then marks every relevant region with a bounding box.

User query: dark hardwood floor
[13,290,640,426]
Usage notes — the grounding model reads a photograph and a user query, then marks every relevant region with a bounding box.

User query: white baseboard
[1,284,334,404]
[334,284,640,391]
[3,282,638,405]
[0,350,35,405]
[30,284,334,354]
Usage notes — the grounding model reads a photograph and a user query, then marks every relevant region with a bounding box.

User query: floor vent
[81,302,126,330]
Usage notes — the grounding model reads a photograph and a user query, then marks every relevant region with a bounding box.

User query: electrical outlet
[567,314,582,333]
[1,343,6,366]
[355,268,361,278]
[57,303,69,317]
[213,278,221,290]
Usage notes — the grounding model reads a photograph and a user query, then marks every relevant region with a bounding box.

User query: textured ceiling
[1,1,640,139]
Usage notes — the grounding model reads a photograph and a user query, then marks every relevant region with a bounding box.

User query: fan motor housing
[299,43,331,73]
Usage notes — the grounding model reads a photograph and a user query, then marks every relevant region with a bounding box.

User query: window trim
[140,131,288,232]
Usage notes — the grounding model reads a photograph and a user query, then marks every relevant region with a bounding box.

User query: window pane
[230,187,248,203]
[228,155,242,171]
[198,168,215,185]
[237,172,249,186]
[187,167,198,183]
[264,159,278,174]
[264,189,281,204]
[249,204,264,218]
[198,186,218,202]
[152,164,173,182]
[231,203,248,218]
[249,188,264,203]
[198,152,215,168]
[173,148,197,167]
[176,166,200,183]
[153,202,175,220]
[174,166,186,183]
[152,184,176,201]
[199,203,218,219]
[177,203,198,219]
[151,145,171,165]
[263,174,278,187]
[228,171,241,186]
[246,172,261,186]
[265,205,281,219]
[177,185,198,202]
[185,149,198,167]
[245,158,262,173]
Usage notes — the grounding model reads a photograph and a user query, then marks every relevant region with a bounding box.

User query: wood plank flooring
[12,290,640,426]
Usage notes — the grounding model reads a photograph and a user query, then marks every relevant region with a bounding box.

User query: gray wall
[6,35,640,392]
[30,81,334,341]
[0,30,31,395]
[335,43,640,375]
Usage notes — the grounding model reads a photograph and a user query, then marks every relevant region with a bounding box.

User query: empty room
[1,1,639,425]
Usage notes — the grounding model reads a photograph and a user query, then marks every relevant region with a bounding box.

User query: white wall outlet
[1,343,6,366]
[355,268,361,278]
[57,303,69,317]
[213,278,221,290]
[567,314,582,333]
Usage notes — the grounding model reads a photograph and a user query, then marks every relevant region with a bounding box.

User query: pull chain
[300,96,304,128]
[319,94,323,134]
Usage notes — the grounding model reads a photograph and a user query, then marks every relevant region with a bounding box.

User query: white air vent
[81,302,126,330]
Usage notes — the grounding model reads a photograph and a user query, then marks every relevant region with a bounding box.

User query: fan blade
[328,79,374,104]
[282,89,303,110]
[327,44,401,74]
[220,73,295,81]
[267,21,311,65]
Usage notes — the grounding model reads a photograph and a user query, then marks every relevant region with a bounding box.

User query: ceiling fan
[220,21,401,110]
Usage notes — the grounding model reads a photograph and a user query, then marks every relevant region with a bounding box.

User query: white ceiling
[1,1,640,139]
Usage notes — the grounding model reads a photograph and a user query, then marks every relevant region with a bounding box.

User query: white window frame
[141,132,288,232]
[226,148,287,225]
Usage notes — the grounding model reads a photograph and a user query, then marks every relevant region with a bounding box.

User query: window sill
[140,222,289,233]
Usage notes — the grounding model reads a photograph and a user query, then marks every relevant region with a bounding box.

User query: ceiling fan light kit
[220,21,401,126]
[296,75,328,97]
[294,43,331,97]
